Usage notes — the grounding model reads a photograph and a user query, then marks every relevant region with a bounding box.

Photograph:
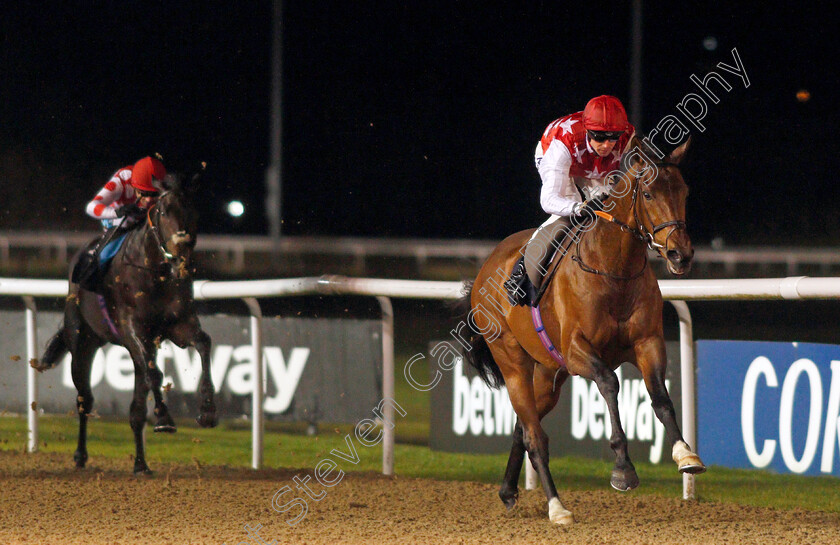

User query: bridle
[592,162,687,252]
[145,194,191,275]
[572,161,687,280]
[633,163,688,251]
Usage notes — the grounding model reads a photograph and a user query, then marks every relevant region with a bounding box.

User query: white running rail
[4,275,840,500]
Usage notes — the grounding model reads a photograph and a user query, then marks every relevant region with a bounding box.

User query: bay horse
[463,137,704,524]
[35,170,217,474]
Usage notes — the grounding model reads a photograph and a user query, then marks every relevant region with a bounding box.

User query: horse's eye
[642,191,653,200]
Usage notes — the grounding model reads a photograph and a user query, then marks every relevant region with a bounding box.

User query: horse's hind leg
[499,363,567,510]
[491,342,573,524]
[167,318,217,428]
[70,332,100,469]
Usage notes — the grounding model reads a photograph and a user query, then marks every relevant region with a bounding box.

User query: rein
[147,204,176,261]
[119,199,185,274]
[571,239,647,280]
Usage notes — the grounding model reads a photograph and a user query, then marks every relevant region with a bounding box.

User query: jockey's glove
[116,204,143,218]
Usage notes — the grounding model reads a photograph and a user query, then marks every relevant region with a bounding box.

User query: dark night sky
[1,2,836,244]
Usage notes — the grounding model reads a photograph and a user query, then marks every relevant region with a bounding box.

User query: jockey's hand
[572,202,587,216]
[579,194,610,214]
[116,204,143,218]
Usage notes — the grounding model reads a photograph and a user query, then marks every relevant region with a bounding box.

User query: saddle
[72,225,133,293]
[506,195,609,307]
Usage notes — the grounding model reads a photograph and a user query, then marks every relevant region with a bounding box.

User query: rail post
[376,296,395,476]
[670,300,697,500]
[23,296,39,453]
[243,297,265,470]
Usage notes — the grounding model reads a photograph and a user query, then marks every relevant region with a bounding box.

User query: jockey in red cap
[505,95,635,306]
[85,156,166,229]
[74,156,166,290]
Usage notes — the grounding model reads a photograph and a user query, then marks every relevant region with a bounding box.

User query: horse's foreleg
[168,319,217,428]
[499,419,525,509]
[569,333,638,491]
[193,328,217,428]
[148,356,176,433]
[129,372,152,475]
[634,337,706,474]
[123,331,155,475]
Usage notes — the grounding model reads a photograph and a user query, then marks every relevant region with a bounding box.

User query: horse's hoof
[673,441,707,474]
[133,467,154,477]
[29,359,49,372]
[73,451,88,469]
[679,458,707,475]
[610,468,640,491]
[548,498,574,525]
[196,413,218,428]
[499,488,519,510]
[154,424,177,433]
[154,413,176,433]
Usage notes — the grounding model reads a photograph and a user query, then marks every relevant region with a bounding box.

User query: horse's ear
[190,161,207,185]
[184,161,206,195]
[152,175,171,192]
[160,173,179,192]
[667,136,691,165]
[621,135,640,156]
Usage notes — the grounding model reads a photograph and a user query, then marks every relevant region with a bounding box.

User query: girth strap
[531,304,567,370]
[96,294,120,338]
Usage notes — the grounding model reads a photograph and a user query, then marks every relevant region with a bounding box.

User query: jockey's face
[589,137,618,157]
[136,190,158,209]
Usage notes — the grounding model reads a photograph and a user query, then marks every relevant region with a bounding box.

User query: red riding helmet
[131,156,167,192]
[582,95,630,132]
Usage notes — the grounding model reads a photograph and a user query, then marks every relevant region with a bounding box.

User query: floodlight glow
[702,36,718,51]
[227,200,245,218]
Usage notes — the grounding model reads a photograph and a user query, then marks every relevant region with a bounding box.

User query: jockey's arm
[538,140,582,217]
[85,177,124,220]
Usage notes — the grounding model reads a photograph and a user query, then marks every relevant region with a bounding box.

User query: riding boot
[72,229,115,292]
[508,215,576,307]
[504,257,538,306]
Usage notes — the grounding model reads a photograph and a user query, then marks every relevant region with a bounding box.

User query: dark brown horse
[463,137,704,524]
[35,171,217,474]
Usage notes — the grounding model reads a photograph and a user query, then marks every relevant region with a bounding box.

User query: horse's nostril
[667,250,682,263]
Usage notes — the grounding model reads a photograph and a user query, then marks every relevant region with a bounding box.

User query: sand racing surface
[1,451,839,544]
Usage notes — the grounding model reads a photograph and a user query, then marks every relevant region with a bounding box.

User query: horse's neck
[580,190,646,277]
[121,224,163,269]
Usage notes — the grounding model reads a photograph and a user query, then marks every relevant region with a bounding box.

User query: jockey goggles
[587,130,623,142]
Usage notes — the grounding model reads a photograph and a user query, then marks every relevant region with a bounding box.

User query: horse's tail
[457,281,505,389]
[36,325,68,371]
